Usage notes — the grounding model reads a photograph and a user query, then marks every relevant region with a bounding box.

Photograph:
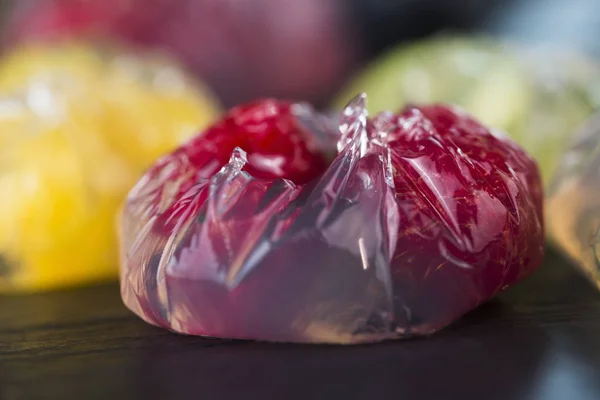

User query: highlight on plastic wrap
[336,36,600,186]
[0,42,220,292]
[547,113,600,288]
[119,95,544,344]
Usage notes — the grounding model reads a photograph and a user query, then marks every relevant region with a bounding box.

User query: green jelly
[335,36,600,186]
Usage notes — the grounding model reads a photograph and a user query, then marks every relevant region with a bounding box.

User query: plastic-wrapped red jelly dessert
[119,95,544,344]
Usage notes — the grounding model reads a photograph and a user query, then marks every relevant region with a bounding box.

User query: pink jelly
[119,95,544,344]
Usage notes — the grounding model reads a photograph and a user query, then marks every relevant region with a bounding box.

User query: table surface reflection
[1,248,600,400]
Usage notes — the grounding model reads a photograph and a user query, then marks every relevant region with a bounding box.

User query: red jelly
[383,105,544,333]
[120,95,544,343]
[132,99,331,235]
[7,0,357,107]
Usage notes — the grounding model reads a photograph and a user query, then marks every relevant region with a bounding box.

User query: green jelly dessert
[335,36,600,185]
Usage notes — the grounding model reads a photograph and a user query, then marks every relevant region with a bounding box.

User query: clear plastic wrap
[0,42,220,292]
[547,113,600,287]
[120,96,544,344]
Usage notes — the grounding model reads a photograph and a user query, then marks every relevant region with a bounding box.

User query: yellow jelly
[0,42,220,292]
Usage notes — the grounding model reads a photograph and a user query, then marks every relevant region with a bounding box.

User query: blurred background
[2,0,600,293]
[2,0,599,108]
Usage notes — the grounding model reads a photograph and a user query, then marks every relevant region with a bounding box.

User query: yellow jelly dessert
[0,42,220,292]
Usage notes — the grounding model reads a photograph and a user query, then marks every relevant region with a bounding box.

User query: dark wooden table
[1,248,600,400]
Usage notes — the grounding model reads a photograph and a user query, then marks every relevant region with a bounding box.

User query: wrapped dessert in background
[4,0,361,108]
[0,42,220,292]
[547,114,600,288]
[336,36,600,186]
